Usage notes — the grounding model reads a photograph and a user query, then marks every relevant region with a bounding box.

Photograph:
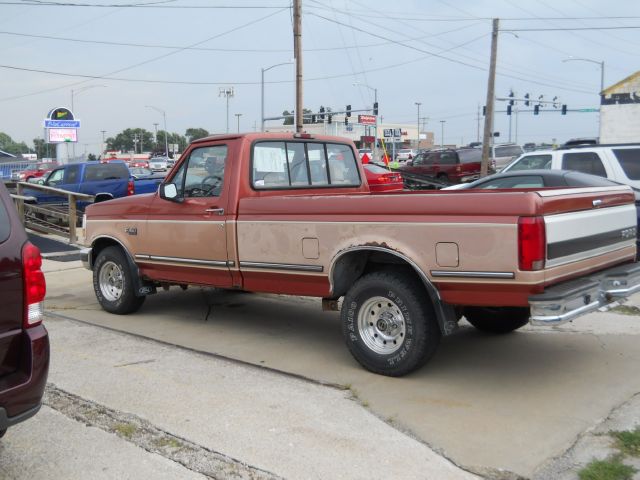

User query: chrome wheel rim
[357,296,406,354]
[99,261,124,302]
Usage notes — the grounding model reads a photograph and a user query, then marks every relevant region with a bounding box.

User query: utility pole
[100,130,106,157]
[481,18,499,177]
[235,113,242,133]
[476,104,481,143]
[219,87,235,133]
[293,0,303,133]
[414,102,422,147]
[153,123,159,151]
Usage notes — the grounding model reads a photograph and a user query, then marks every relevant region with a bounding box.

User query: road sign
[358,114,377,125]
[383,129,393,137]
[44,119,81,128]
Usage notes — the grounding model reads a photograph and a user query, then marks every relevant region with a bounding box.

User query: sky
[1,0,639,155]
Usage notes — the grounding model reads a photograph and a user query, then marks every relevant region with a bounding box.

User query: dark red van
[397,148,483,184]
[0,182,49,438]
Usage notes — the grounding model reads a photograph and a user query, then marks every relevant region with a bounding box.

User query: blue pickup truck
[25,161,162,208]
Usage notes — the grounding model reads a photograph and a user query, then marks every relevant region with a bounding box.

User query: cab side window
[169,145,228,198]
[46,168,65,186]
[561,152,607,177]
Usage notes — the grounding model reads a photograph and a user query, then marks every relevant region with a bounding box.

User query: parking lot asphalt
[41,258,640,479]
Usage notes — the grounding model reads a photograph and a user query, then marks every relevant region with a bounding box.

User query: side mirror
[37,179,45,185]
[159,183,181,202]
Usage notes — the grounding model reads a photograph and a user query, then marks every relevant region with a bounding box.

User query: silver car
[149,157,169,172]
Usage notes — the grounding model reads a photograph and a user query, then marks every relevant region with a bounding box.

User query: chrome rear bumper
[529,263,640,326]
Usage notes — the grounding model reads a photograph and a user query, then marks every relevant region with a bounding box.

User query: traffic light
[319,106,325,120]
[507,105,512,115]
[534,105,540,115]
[327,114,332,124]
[344,117,349,126]
[373,102,378,115]
[509,90,515,106]
[346,104,351,117]
[552,96,559,108]
[311,114,317,123]
[524,93,530,106]
[561,104,567,115]
[482,105,486,116]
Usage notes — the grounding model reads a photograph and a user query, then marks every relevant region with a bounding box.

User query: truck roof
[191,132,356,145]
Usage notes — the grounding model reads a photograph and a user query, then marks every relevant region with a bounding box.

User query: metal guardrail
[9,182,94,244]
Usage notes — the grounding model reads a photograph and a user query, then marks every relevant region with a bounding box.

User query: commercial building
[600,70,640,144]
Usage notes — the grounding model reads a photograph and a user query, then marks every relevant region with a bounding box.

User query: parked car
[502,144,640,189]
[397,147,482,184]
[0,182,49,439]
[363,163,403,192]
[491,143,524,171]
[396,148,418,161]
[128,159,149,169]
[149,156,170,172]
[444,169,640,255]
[10,162,56,182]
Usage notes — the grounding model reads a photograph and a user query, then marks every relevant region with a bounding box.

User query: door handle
[205,208,224,215]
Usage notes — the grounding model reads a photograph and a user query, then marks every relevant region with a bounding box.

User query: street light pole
[261,61,293,132]
[414,102,422,148]
[440,120,446,149]
[145,105,168,157]
[235,113,243,133]
[69,85,105,160]
[100,130,106,158]
[562,57,605,93]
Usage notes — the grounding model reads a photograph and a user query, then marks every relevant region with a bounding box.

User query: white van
[491,144,524,171]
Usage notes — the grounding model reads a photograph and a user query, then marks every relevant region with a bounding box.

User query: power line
[0,1,288,8]
[502,25,640,31]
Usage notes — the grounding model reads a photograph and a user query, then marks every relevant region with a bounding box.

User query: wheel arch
[330,246,458,336]
[90,236,153,298]
[94,193,114,203]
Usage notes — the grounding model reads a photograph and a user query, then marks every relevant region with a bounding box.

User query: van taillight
[127,179,135,196]
[22,242,46,327]
[518,216,546,271]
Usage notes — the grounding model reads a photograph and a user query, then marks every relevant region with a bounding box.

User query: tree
[282,110,294,125]
[87,153,97,161]
[156,131,187,157]
[33,138,47,159]
[185,128,209,142]
[0,132,29,156]
[106,128,154,153]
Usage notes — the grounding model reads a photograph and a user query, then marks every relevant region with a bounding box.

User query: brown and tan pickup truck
[82,132,640,376]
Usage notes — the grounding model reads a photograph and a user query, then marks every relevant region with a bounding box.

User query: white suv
[503,144,640,189]
[491,143,524,171]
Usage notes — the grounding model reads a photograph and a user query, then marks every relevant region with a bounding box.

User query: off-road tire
[464,307,530,334]
[93,246,145,315]
[341,270,441,376]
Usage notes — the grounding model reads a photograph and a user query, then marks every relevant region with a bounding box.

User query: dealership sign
[44,107,79,143]
[358,114,377,125]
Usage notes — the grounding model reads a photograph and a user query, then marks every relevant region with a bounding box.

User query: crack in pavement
[44,384,282,480]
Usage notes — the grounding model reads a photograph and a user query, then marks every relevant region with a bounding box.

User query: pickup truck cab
[82,133,640,377]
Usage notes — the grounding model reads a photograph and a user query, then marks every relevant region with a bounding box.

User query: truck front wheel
[464,307,530,334]
[341,271,441,377]
[93,246,145,314]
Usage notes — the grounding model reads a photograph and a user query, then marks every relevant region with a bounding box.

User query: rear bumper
[80,247,92,270]
[529,263,640,325]
[0,324,49,431]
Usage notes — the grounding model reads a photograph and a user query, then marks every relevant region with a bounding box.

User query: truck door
[141,144,233,287]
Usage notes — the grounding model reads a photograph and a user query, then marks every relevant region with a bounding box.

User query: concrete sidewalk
[11,312,476,480]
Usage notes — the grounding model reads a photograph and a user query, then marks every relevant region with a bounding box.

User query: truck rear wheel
[93,246,145,315]
[464,307,530,334]
[341,271,441,377]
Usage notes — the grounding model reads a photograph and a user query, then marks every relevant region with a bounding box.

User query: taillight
[22,242,46,327]
[128,179,135,196]
[518,216,546,271]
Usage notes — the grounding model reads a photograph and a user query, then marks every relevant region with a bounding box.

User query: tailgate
[539,186,637,273]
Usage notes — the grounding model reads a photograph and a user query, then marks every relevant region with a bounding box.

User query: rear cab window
[84,163,130,182]
[252,141,360,189]
[457,149,482,164]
